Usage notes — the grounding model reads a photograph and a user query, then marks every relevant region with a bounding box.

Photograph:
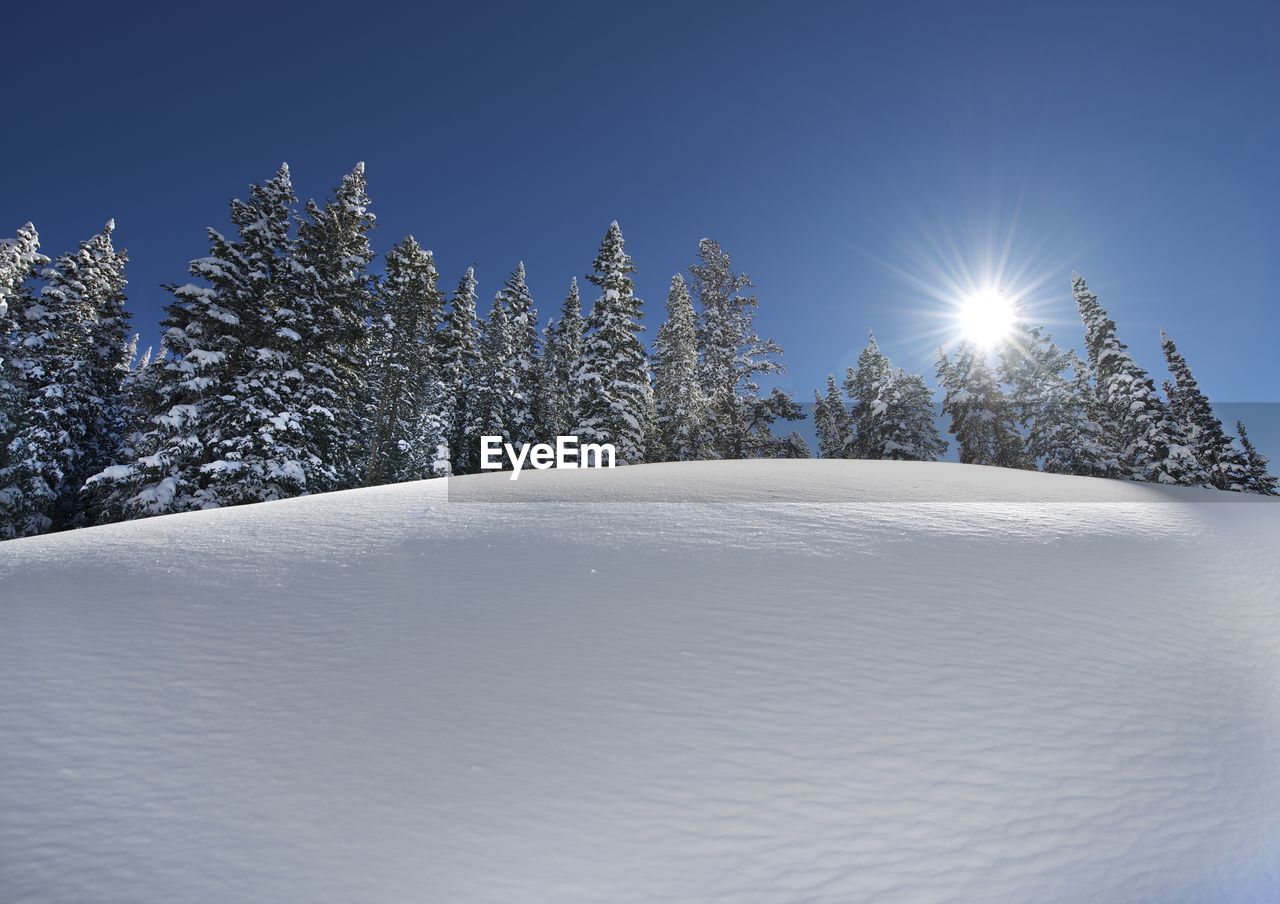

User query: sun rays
[842,192,1090,366]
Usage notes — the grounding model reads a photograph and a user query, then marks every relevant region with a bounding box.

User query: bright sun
[957,289,1017,349]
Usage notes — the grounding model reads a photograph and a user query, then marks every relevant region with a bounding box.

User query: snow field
[2,461,1279,902]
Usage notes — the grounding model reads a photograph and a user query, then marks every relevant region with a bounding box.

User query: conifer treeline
[1,163,1275,539]
[814,275,1277,494]
[0,163,813,539]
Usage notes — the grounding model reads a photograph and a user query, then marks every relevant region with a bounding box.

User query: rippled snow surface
[3,461,1279,902]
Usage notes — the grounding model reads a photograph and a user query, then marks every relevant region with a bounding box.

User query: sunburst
[957,287,1018,349]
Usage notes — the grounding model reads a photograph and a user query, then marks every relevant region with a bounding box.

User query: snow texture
[2,460,1279,903]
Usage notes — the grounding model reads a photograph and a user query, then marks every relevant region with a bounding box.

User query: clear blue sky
[6,0,1278,417]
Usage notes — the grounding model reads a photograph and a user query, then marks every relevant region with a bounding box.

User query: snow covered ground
[2,460,1279,903]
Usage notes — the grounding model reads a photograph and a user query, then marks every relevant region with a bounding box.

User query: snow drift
[2,460,1279,903]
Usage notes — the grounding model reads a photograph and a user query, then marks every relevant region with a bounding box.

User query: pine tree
[880,369,948,461]
[844,332,892,458]
[1,220,133,527]
[540,278,584,442]
[1074,358,1122,477]
[998,321,1107,476]
[813,374,852,459]
[1236,421,1279,496]
[1073,275,1205,486]
[532,317,558,444]
[202,165,316,506]
[778,431,812,459]
[690,238,796,458]
[466,301,519,460]
[0,224,47,460]
[294,162,376,491]
[1160,331,1248,492]
[0,226,120,534]
[95,283,235,516]
[844,332,945,461]
[0,224,50,538]
[402,359,453,482]
[493,262,539,447]
[77,221,132,498]
[87,166,296,519]
[652,274,708,460]
[574,221,650,464]
[844,332,891,458]
[442,267,480,474]
[936,341,1025,468]
[365,236,447,485]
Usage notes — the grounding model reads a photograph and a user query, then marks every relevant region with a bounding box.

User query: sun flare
[957,289,1017,349]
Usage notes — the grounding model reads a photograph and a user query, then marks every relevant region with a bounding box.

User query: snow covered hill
[3,460,1279,903]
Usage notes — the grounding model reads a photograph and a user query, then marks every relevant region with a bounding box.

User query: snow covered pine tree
[442,267,481,474]
[364,236,448,485]
[0,224,47,456]
[536,277,584,444]
[843,331,945,461]
[813,374,853,459]
[1236,420,1279,495]
[812,375,852,459]
[1160,331,1249,491]
[494,262,540,449]
[87,165,306,519]
[0,223,50,538]
[936,341,1026,468]
[652,274,709,460]
[2,221,128,535]
[691,238,800,458]
[77,222,132,504]
[293,162,377,492]
[998,320,1107,476]
[466,295,520,467]
[573,222,650,464]
[1073,275,1205,486]
[198,166,320,508]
